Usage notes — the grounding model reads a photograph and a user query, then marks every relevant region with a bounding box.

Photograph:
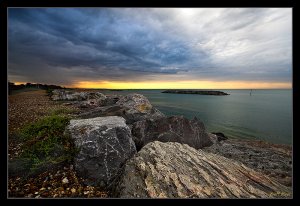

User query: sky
[8,8,292,89]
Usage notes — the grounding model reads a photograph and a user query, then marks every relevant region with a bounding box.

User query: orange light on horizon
[69,80,292,89]
[13,82,27,85]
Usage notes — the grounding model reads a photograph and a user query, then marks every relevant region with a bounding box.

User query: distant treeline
[8,82,64,95]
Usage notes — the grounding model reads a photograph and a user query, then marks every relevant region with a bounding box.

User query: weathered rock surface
[77,93,164,124]
[115,93,165,124]
[132,116,213,150]
[162,90,229,96]
[115,141,292,198]
[80,93,107,107]
[203,136,292,187]
[104,94,122,106]
[77,105,126,119]
[66,116,136,187]
[51,89,106,103]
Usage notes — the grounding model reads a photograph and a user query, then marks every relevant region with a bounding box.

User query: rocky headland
[8,89,292,198]
[162,90,229,96]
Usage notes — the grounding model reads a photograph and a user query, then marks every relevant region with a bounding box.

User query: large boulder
[77,93,165,124]
[115,141,292,198]
[77,105,127,119]
[79,93,107,107]
[51,89,87,101]
[115,93,165,124]
[104,94,122,106]
[66,116,136,187]
[132,116,213,150]
[51,89,106,103]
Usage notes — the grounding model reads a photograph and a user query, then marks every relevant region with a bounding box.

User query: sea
[101,89,292,145]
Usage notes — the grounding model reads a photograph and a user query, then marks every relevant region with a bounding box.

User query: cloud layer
[8,8,292,86]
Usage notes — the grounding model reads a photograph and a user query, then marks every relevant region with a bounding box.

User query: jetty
[162,90,229,96]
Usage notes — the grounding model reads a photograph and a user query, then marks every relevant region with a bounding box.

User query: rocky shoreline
[8,89,292,198]
[203,135,292,187]
[162,90,230,95]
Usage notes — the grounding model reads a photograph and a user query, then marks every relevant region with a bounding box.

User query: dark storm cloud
[8,8,291,85]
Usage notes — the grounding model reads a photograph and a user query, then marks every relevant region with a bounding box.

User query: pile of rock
[76,93,165,124]
[50,89,291,198]
[51,89,107,107]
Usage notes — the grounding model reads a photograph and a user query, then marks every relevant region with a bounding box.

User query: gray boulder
[79,93,107,107]
[115,93,165,124]
[131,116,213,150]
[51,89,106,103]
[66,116,136,187]
[77,93,165,124]
[104,94,122,106]
[115,141,292,198]
[51,89,88,101]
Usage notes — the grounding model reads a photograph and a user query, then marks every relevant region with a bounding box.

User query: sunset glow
[71,80,292,89]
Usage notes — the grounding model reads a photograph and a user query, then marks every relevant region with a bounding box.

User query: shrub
[16,115,78,176]
[19,115,69,141]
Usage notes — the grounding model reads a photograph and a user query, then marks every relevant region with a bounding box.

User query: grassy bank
[9,114,78,177]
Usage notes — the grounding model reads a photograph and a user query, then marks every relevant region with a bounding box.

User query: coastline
[60,89,293,188]
[203,134,292,187]
[8,89,292,198]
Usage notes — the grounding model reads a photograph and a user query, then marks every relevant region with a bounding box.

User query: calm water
[101,89,292,145]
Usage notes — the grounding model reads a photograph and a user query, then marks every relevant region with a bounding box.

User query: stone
[104,95,122,106]
[212,132,228,141]
[62,177,69,184]
[51,89,106,102]
[80,93,107,107]
[77,93,165,124]
[202,138,292,187]
[115,141,292,198]
[51,90,88,101]
[66,116,137,187]
[131,116,213,151]
[77,105,126,119]
[114,93,165,124]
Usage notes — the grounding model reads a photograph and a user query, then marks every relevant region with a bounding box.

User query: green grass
[16,114,78,175]
[19,115,69,141]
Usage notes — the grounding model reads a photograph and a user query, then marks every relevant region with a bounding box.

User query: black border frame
[1,0,298,204]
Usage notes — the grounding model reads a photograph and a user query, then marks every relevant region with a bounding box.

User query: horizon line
[11,81,292,90]
[67,88,292,90]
